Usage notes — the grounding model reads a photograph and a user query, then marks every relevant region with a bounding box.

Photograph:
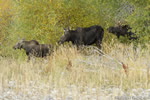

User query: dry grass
[0,43,150,94]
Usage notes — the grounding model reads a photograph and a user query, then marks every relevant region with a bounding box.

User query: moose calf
[13,39,53,61]
[107,25,137,40]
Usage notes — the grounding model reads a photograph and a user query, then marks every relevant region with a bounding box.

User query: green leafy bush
[0,0,149,57]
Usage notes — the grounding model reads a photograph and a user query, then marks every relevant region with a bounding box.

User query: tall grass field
[1,43,150,99]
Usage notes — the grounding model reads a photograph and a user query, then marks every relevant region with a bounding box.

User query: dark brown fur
[107,25,137,40]
[13,39,53,61]
[58,25,104,49]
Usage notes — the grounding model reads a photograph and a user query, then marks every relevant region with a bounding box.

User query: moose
[58,25,104,49]
[13,38,53,61]
[107,25,137,40]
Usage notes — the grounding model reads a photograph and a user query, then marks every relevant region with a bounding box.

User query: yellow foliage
[0,0,12,43]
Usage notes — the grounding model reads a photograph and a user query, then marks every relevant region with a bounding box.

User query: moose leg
[96,40,102,49]
[117,34,120,39]
[96,40,104,55]
[26,52,31,62]
[76,44,80,50]
[75,40,81,50]
[27,56,30,62]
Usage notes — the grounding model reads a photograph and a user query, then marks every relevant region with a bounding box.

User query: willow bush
[126,0,150,48]
[0,0,149,57]
[0,0,12,47]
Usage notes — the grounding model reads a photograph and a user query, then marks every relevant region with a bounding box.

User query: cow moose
[13,39,53,61]
[107,25,137,40]
[58,25,104,49]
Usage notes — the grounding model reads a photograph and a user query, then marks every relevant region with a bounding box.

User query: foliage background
[0,0,149,57]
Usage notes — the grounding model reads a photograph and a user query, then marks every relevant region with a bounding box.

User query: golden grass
[0,43,150,92]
